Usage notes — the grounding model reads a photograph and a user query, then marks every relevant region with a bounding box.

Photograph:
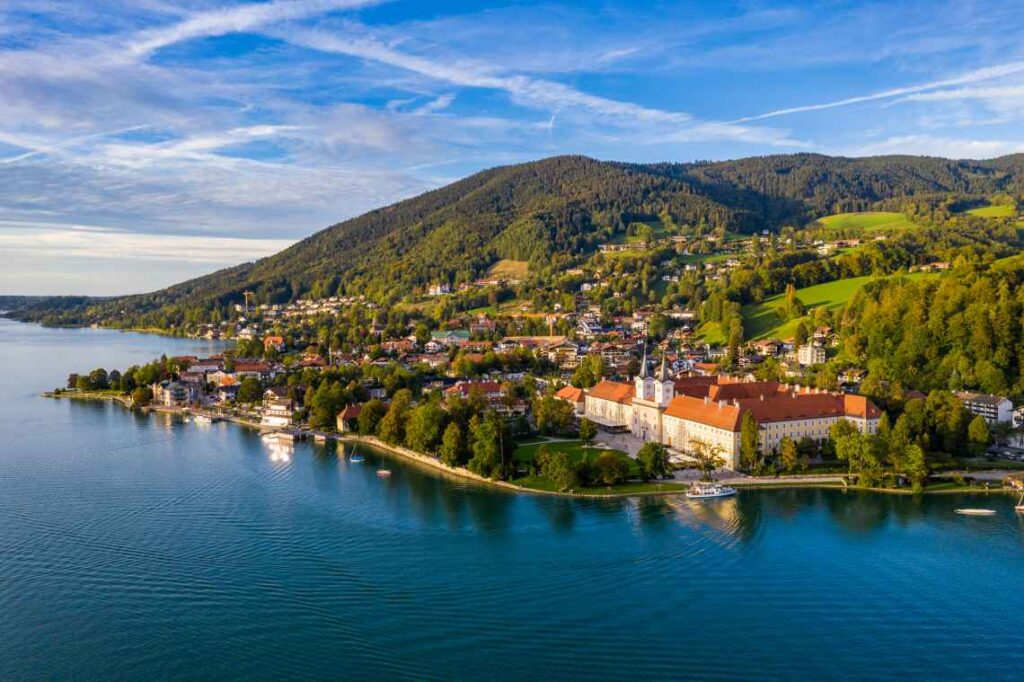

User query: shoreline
[41,391,1022,499]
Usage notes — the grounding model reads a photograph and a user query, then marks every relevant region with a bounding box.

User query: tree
[439,422,464,467]
[88,368,109,390]
[378,388,412,444]
[405,401,446,453]
[533,394,574,435]
[468,415,502,478]
[541,450,579,491]
[905,444,929,493]
[740,411,760,471]
[578,418,597,448]
[778,436,798,473]
[594,450,628,486]
[967,415,990,456]
[130,386,152,407]
[237,377,263,404]
[358,399,387,435]
[637,441,671,480]
[689,439,725,481]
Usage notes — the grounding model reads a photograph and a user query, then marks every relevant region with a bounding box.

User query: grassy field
[509,439,688,494]
[814,211,918,234]
[695,321,727,344]
[487,259,529,279]
[513,439,634,469]
[743,273,936,340]
[966,203,1016,218]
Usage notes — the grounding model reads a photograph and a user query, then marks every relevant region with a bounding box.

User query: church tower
[634,350,650,400]
[653,355,674,407]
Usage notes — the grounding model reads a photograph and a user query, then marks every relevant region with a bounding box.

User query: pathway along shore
[41,390,1024,499]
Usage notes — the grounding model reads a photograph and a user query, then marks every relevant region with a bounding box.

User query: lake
[1,319,1023,680]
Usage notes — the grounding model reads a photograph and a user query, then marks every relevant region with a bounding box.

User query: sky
[2,0,1024,296]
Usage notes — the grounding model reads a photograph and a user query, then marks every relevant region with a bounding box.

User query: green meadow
[743,273,937,340]
[966,203,1016,218]
[814,211,918,234]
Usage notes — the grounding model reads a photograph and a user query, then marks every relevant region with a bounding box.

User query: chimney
[760,394,764,401]
[704,395,710,405]
[718,399,725,409]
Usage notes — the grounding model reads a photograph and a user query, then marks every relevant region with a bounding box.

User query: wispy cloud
[730,60,1024,123]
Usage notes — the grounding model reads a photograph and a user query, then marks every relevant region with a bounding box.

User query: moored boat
[955,508,996,516]
[686,481,737,499]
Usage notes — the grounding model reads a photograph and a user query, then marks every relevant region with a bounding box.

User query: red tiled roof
[555,385,585,403]
[446,380,502,396]
[338,404,362,420]
[664,395,742,430]
[842,394,882,419]
[665,389,882,430]
[586,380,634,405]
[707,381,785,402]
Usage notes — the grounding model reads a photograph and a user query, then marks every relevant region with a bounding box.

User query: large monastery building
[570,363,881,469]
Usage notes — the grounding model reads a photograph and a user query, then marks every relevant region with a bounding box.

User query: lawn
[814,211,918,235]
[743,272,937,340]
[966,204,1016,218]
[512,439,640,475]
[487,259,530,279]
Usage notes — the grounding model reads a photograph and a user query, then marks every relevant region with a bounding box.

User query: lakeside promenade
[43,390,1024,499]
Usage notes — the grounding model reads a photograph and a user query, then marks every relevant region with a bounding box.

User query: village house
[797,343,826,367]
[151,380,196,407]
[261,387,294,428]
[427,330,470,352]
[336,404,362,433]
[956,391,1013,424]
[263,335,286,353]
[554,385,586,416]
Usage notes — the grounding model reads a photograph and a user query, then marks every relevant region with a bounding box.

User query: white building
[797,343,826,366]
[957,391,1013,424]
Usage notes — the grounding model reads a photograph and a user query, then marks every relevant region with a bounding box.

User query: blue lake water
[2,318,1024,680]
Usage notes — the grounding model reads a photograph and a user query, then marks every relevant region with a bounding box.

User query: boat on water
[955,508,997,516]
[349,446,365,463]
[376,469,392,478]
[686,481,737,499]
[1015,491,1024,513]
[194,414,213,424]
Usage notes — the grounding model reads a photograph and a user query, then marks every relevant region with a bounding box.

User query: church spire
[639,348,649,378]
[657,354,670,382]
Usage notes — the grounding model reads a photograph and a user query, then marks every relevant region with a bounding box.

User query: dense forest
[8,152,1024,327]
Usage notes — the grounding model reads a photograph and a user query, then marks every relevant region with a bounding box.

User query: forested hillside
[8,152,1024,327]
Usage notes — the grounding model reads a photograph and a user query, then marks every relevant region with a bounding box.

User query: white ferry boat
[686,481,737,499]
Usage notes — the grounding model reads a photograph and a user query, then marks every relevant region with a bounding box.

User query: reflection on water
[262,434,294,464]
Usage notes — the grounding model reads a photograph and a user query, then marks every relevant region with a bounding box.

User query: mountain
[9,152,1024,327]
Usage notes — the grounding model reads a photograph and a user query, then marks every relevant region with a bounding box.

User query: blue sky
[2,0,1024,295]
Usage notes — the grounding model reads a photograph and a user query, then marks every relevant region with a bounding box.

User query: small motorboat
[376,469,392,478]
[686,481,737,499]
[194,413,213,424]
[955,508,996,516]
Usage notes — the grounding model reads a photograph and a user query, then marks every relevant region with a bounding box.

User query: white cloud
[845,135,1024,159]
